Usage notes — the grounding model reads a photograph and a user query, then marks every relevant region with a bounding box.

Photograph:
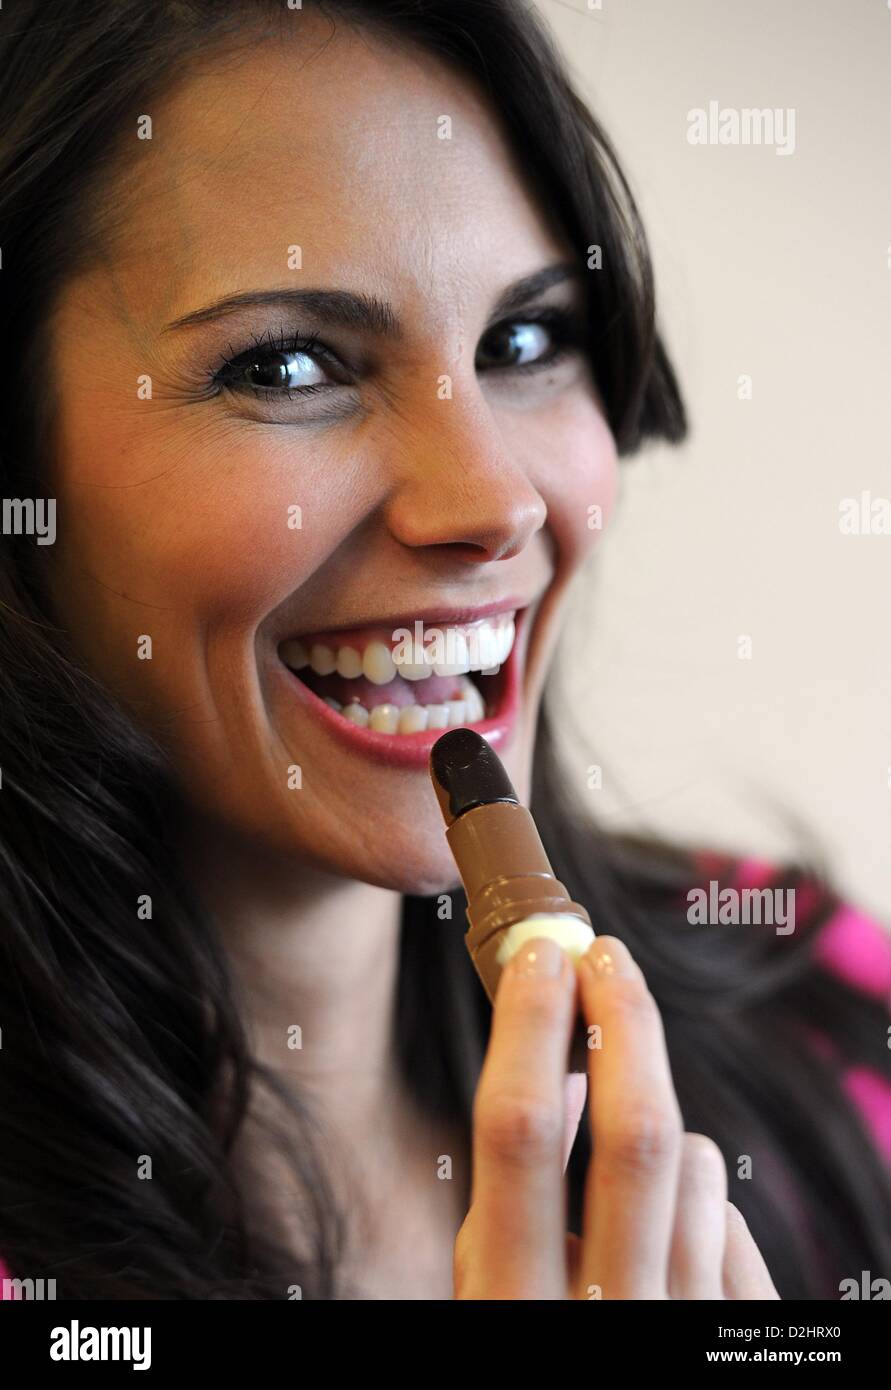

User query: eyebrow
[162,261,582,336]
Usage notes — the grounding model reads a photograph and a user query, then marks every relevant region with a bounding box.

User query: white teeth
[284,613,517,682]
[369,703,400,733]
[475,625,501,670]
[425,704,449,729]
[464,682,485,723]
[398,704,428,733]
[494,619,514,667]
[336,645,363,680]
[285,614,514,735]
[310,643,337,676]
[281,638,309,671]
[434,618,517,676]
[396,657,431,681]
[433,630,470,678]
[480,619,512,675]
[445,699,466,727]
[363,640,397,685]
[316,681,487,736]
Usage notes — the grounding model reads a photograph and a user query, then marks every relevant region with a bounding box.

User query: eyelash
[211,307,587,403]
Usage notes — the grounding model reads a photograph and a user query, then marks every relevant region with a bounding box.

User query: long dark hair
[1,0,888,1300]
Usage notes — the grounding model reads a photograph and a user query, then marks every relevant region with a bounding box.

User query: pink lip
[273,608,525,768]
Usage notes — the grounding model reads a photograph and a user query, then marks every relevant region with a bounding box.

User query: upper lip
[278,595,536,641]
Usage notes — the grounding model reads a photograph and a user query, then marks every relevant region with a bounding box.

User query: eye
[213,328,348,400]
[475,306,585,373]
[209,307,587,408]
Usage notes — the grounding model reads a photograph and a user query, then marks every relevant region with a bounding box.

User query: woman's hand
[455,934,780,1300]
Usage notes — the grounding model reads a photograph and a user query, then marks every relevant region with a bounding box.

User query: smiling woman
[0,0,889,1306]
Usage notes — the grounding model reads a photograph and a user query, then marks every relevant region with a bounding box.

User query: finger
[722,1202,781,1299]
[668,1134,728,1299]
[465,936,577,1298]
[577,936,683,1300]
[562,1071,588,1174]
[454,1020,573,1286]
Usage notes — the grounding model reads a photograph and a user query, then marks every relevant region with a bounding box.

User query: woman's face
[43,16,617,895]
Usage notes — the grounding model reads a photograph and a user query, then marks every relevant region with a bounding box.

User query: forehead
[101,16,568,331]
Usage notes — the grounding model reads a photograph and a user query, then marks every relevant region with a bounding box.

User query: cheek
[533,403,618,575]
[45,409,371,698]
[62,452,355,616]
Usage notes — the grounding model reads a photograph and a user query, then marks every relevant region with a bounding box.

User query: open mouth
[278,610,518,738]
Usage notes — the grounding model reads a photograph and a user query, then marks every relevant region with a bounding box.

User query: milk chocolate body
[429,729,594,1072]
[445,799,591,1000]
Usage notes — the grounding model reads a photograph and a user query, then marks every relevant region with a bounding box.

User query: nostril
[436,541,498,563]
[428,530,538,565]
[383,471,546,561]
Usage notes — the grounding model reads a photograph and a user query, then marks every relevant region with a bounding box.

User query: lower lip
[273,618,524,769]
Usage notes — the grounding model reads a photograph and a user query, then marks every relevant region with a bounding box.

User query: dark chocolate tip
[429,728,519,821]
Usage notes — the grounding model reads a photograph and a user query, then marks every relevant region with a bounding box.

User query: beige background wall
[536,0,891,920]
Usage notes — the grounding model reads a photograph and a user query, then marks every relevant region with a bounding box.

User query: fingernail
[581,937,640,979]
[511,936,566,979]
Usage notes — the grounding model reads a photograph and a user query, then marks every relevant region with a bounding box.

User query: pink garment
[2,867,889,1293]
[728,855,891,1162]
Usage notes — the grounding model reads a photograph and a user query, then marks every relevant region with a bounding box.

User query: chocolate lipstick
[429,728,595,1072]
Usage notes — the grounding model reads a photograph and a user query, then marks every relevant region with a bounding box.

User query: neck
[181,812,472,1286]
[184,814,408,1140]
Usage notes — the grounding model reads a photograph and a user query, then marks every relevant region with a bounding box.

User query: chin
[359,853,465,901]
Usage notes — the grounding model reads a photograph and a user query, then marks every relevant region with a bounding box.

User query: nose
[381,395,547,564]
